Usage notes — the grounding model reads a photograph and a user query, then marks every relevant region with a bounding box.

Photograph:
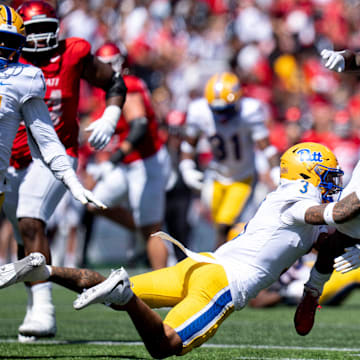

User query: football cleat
[18,304,56,341]
[73,267,133,310]
[294,285,321,336]
[0,252,45,289]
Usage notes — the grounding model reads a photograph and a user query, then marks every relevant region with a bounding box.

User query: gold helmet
[280,142,343,202]
[204,72,241,110]
[0,4,25,66]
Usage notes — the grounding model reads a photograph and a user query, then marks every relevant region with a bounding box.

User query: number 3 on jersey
[300,180,309,194]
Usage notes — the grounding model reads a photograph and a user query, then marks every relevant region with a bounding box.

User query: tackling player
[2,1,126,342]
[3,142,360,358]
[292,48,360,336]
[85,42,171,270]
[180,72,280,248]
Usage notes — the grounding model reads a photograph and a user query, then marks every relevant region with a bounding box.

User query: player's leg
[128,147,171,269]
[210,178,253,248]
[15,157,77,340]
[74,255,234,358]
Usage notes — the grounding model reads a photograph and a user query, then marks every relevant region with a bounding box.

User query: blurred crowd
[2,0,360,268]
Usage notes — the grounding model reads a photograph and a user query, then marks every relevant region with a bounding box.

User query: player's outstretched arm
[321,49,360,72]
[83,55,127,150]
[304,192,360,225]
[22,98,106,209]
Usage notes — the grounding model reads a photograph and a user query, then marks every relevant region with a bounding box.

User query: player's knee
[146,326,182,359]
[18,217,45,241]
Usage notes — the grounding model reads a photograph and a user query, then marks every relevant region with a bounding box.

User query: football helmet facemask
[95,42,128,74]
[17,0,59,53]
[280,142,343,203]
[0,4,25,67]
[204,72,241,121]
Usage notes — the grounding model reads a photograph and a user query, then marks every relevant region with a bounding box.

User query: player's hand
[179,159,203,191]
[72,187,107,209]
[86,105,121,150]
[333,245,360,273]
[63,169,107,209]
[320,49,345,72]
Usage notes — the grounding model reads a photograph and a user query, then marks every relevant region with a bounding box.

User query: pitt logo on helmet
[297,149,323,163]
[280,142,343,203]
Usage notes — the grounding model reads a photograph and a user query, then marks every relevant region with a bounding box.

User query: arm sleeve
[21,98,75,181]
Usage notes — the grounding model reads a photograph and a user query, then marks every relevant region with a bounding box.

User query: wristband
[323,202,336,226]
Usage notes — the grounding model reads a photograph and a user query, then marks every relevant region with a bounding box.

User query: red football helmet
[95,42,128,73]
[17,0,59,52]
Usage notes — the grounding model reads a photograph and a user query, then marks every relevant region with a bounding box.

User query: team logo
[297,149,323,162]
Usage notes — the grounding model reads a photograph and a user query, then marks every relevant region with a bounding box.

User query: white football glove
[179,159,204,191]
[62,169,107,209]
[86,105,121,150]
[333,245,360,274]
[320,49,345,73]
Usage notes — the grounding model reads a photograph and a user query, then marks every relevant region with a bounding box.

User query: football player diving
[3,142,360,358]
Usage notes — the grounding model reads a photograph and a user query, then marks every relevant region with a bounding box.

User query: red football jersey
[10,37,91,169]
[91,75,163,164]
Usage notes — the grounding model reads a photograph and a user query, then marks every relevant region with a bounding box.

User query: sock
[305,267,331,295]
[32,282,54,309]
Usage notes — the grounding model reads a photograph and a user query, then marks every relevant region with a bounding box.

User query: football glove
[320,49,345,73]
[62,169,107,209]
[333,245,360,274]
[179,159,204,191]
[86,105,121,150]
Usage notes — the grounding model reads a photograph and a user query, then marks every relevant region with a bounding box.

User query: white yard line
[0,338,360,355]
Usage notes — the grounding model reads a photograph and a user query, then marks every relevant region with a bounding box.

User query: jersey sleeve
[280,180,322,225]
[242,98,269,141]
[20,68,46,104]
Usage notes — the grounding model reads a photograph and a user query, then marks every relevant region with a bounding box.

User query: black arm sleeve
[105,72,127,100]
[126,116,148,146]
[110,117,148,164]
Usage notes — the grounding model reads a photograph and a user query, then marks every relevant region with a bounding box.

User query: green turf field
[1,270,360,360]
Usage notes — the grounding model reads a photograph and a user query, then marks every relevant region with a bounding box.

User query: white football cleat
[18,304,56,340]
[0,253,46,289]
[73,267,133,310]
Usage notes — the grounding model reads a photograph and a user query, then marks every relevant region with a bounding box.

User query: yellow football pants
[211,177,253,225]
[131,255,234,355]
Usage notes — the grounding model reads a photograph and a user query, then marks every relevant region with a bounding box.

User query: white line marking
[1,338,360,354]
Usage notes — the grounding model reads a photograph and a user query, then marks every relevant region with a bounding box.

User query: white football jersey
[0,62,45,191]
[214,179,322,309]
[186,97,269,183]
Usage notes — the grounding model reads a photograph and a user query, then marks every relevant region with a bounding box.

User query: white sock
[31,282,54,309]
[305,267,331,295]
